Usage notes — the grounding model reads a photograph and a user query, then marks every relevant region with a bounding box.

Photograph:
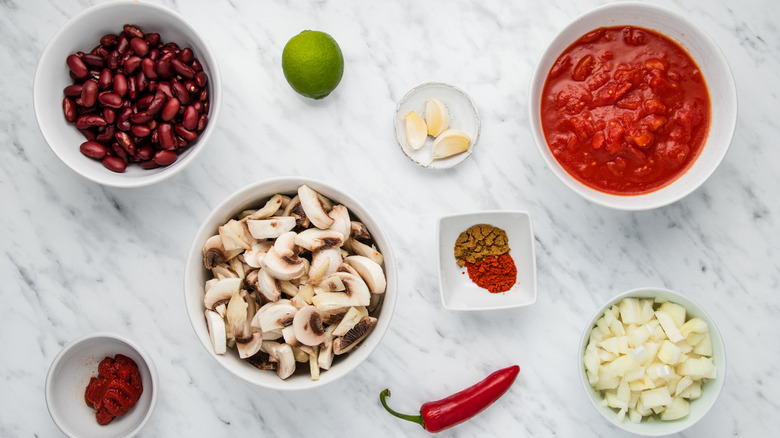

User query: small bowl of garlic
[393,82,480,169]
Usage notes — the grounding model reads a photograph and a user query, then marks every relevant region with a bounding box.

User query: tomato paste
[541,26,711,194]
[84,354,143,425]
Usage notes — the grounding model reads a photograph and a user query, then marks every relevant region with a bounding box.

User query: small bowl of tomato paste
[529,3,736,210]
[45,332,158,438]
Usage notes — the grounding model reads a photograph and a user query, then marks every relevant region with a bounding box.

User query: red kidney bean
[136,71,147,92]
[153,150,177,166]
[130,37,149,57]
[107,49,121,70]
[81,80,98,107]
[147,91,166,115]
[132,125,151,137]
[98,68,113,89]
[182,105,198,131]
[146,80,157,94]
[130,112,154,124]
[66,54,88,79]
[155,59,173,79]
[117,34,129,55]
[148,48,160,61]
[82,53,105,68]
[182,81,197,93]
[197,113,208,131]
[140,160,159,169]
[137,145,154,161]
[102,108,116,124]
[123,24,144,39]
[127,76,137,100]
[191,101,203,113]
[141,58,158,80]
[199,88,208,102]
[115,131,136,155]
[171,59,195,79]
[100,34,118,48]
[171,81,190,104]
[64,84,82,97]
[75,114,106,130]
[79,128,98,141]
[178,48,194,65]
[124,55,142,75]
[144,32,160,46]
[157,123,175,150]
[191,58,203,72]
[136,94,153,110]
[156,81,173,99]
[116,107,132,131]
[150,128,159,145]
[80,140,108,159]
[95,125,115,144]
[174,124,198,141]
[176,135,188,148]
[98,92,123,108]
[111,73,127,97]
[63,97,77,122]
[195,71,208,88]
[102,156,127,172]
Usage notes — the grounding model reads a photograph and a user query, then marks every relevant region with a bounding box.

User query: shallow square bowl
[438,211,536,310]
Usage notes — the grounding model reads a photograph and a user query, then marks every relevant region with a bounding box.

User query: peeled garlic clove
[432,129,470,159]
[404,111,427,150]
[425,98,450,137]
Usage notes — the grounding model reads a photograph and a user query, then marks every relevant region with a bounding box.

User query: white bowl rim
[45,331,159,438]
[183,176,397,390]
[577,287,727,435]
[32,0,223,188]
[528,2,737,210]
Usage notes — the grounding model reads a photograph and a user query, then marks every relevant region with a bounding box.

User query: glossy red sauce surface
[541,26,711,195]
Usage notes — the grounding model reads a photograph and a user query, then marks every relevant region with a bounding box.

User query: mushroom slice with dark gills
[328,205,351,240]
[255,268,283,302]
[203,277,241,310]
[202,235,243,269]
[311,272,371,311]
[298,185,334,229]
[293,305,327,347]
[255,300,298,332]
[262,341,296,379]
[282,195,310,229]
[243,241,273,269]
[350,221,372,241]
[308,248,341,285]
[344,238,384,266]
[294,228,344,252]
[247,216,297,240]
[333,316,377,355]
[344,255,386,294]
[237,332,264,359]
[260,232,306,280]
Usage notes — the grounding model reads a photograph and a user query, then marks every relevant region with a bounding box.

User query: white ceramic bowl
[437,211,537,310]
[578,287,726,436]
[529,3,737,210]
[33,0,222,187]
[184,177,397,390]
[45,332,158,438]
[394,82,480,169]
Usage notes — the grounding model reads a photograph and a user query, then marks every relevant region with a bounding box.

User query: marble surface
[1,0,779,436]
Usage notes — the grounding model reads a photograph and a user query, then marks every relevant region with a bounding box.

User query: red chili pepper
[379,365,520,433]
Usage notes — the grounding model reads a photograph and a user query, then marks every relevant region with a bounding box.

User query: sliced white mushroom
[202,235,242,269]
[226,291,250,339]
[282,195,310,228]
[203,277,241,310]
[350,221,371,241]
[328,205,351,240]
[237,332,264,359]
[294,228,345,252]
[205,310,227,355]
[320,274,345,292]
[211,263,239,280]
[346,238,384,266]
[308,248,341,285]
[279,280,299,297]
[311,272,370,310]
[345,255,387,294]
[309,347,321,381]
[243,241,273,268]
[318,325,337,370]
[256,301,298,332]
[274,343,296,380]
[245,194,284,220]
[293,305,327,346]
[247,216,297,240]
[282,325,315,355]
[260,237,306,281]
[291,345,312,363]
[291,284,316,309]
[319,307,350,325]
[298,185,334,229]
[255,268,282,302]
[219,219,253,252]
[332,306,369,337]
[333,316,377,355]
[262,329,283,340]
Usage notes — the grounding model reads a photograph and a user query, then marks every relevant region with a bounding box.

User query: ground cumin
[453,224,510,267]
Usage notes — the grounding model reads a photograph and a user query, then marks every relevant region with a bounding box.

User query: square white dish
[437,211,537,310]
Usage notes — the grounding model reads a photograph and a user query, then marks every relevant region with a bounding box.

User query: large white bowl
[184,177,397,390]
[578,287,726,436]
[33,0,222,187]
[529,3,737,210]
[45,332,158,438]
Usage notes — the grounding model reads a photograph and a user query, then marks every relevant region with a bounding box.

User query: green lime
[282,30,344,99]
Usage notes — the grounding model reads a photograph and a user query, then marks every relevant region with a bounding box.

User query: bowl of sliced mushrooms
[184,177,396,390]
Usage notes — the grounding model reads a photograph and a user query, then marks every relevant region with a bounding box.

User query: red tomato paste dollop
[84,354,143,425]
[541,26,711,195]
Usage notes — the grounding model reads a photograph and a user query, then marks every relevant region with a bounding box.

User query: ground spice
[464,253,517,293]
[453,224,510,267]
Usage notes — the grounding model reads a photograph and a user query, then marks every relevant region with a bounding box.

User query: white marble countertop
[2,0,779,436]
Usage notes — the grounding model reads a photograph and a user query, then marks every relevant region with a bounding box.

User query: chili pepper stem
[379,389,426,429]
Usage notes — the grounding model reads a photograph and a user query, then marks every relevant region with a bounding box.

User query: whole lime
[282,30,344,99]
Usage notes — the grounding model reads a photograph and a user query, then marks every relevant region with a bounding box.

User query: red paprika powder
[464,253,517,293]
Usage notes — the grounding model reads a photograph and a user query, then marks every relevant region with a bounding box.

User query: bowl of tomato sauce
[529,3,736,210]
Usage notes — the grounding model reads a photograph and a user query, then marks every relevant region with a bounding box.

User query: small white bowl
[578,287,726,436]
[437,211,537,311]
[184,177,397,390]
[393,82,480,169]
[33,0,222,187]
[45,332,158,438]
[529,2,737,210]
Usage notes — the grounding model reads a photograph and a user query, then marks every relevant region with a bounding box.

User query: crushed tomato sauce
[541,26,711,195]
[84,354,143,425]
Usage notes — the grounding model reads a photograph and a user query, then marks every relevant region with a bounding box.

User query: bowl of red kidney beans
[33,0,221,187]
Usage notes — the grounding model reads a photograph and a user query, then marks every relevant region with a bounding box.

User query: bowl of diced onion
[578,287,725,436]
